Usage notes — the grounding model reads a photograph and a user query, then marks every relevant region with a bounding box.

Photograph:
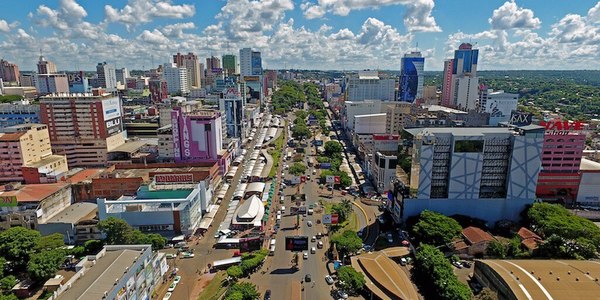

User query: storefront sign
[0,196,17,207]
[541,120,584,135]
[155,174,194,184]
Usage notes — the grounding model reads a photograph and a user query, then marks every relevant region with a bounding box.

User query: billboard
[243,76,260,82]
[105,118,122,135]
[155,174,194,184]
[320,163,331,169]
[239,237,262,252]
[102,97,121,120]
[509,112,533,126]
[251,52,262,75]
[0,196,17,207]
[322,214,332,224]
[326,176,340,184]
[285,236,308,251]
[66,71,84,84]
[331,214,339,224]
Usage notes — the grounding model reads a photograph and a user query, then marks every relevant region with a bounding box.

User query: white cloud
[216,0,294,41]
[588,2,600,24]
[138,29,170,44]
[489,1,541,30]
[60,0,87,19]
[104,0,195,29]
[301,0,441,32]
[0,20,10,33]
[161,22,195,38]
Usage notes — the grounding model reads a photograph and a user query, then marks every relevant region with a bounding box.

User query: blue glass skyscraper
[399,52,424,102]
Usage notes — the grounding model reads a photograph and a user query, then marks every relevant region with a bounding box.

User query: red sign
[155,173,194,184]
[300,176,307,183]
[540,120,584,131]
[331,214,339,224]
[334,176,340,184]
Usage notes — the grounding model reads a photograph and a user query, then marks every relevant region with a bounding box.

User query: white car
[325,275,334,285]
[173,275,181,285]
[303,252,308,259]
[311,247,316,254]
[162,292,173,300]
[307,221,313,227]
[167,283,176,292]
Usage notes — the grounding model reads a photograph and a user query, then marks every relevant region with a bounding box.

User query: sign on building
[0,196,17,207]
[154,174,194,184]
[285,236,309,251]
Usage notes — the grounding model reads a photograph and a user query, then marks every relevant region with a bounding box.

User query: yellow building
[0,124,68,183]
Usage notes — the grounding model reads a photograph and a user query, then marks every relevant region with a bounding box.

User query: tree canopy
[27,249,65,282]
[0,227,41,267]
[412,210,462,246]
[98,217,166,250]
[224,282,260,300]
[412,244,472,300]
[336,266,365,295]
[289,162,307,176]
[331,229,362,255]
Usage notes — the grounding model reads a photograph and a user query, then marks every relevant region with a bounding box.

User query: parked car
[311,236,316,242]
[181,252,195,258]
[304,274,312,282]
[325,275,334,285]
[173,275,181,285]
[453,261,463,269]
[307,221,313,227]
[317,241,324,249]
[462,261,472,268]
[162,292,173,300]
[303,252,308,259]
[165,254,176,259]
[167,283,177,292]
[400,258,407,266]
[335,290,349,299]
[264,289,272,300]
[311,247,316,254]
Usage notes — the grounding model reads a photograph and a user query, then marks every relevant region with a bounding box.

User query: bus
[211,257,242,272]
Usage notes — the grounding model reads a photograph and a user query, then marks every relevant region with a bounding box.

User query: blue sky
[0,0,599,71]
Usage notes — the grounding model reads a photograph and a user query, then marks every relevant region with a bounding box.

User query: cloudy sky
[0,0,599,71]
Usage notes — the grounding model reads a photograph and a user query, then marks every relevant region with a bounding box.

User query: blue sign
[320,163,331,169]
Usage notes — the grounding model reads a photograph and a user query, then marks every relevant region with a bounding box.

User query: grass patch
[268,126,286,178]
[197,271,228,300]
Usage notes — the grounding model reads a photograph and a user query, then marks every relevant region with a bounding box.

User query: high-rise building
[149,79,168,103]
[399,52,424,103]
[39,90,126,167]
[37,55,57,74]
[0,59,20,84]
[173,52,201,88]
[388,126,545,224]
[536,120,586,204]
[205,56,221,87]
[0,123,68,183]
[222,54,237,76]
[239,48,262,78]
[65,71,90,93]
[96,62,117,92]
[170,108,223,162]
[162,63,189,95]
[345,71,396,102]
[220,87,245,139]
[36,74,69,95]
[115,68,129,85]
[442,43,479,110]
[479,87,518,125]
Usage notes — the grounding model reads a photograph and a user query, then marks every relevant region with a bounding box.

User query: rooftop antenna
[415,41,419,52]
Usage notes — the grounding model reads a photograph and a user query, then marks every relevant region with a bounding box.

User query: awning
[172,235,185,242]
[198,217,214,230]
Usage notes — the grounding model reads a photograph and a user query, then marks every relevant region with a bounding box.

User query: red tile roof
[0,183,69,202]
[64,168,104,184]
[517,227,541,240]
[462,226,495,244]
[0,132,25,141]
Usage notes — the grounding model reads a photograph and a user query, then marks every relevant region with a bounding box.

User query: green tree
[98,217,134,245]
[292,123,311,139]
[474,288,499,300]
[224,282,260,300]
[226,266,244,279]
[0,227,41,267]
[331,230,363,255]
[27,249,65,282]
[336,266,365,295]
[0,294,18,300]
[486,240,507,258]
[0,276,16,292]
[413,244,472,300]
[289,162,307,176]
[331,199,353,223]
[34,233,65,252]
[412,210,462,246]
[144,233,167,250]
[324,141,343,157]
[0,258,5,278]
[83,240,104,254]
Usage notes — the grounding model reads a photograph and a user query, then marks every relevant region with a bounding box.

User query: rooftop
[517,227,541,241]
[462,226,495,244]
[108,140,149,154]
[0,132,25,141]
[476,259,600,300]
[0,183,69,202]
[42,202,97,224]
[64,168,105,184]
[580,158,600,171]
[424,105,468,115]
[405,127,512,137]
[58,246,150,300]
[351,252,419,300]
[25,155,66,168]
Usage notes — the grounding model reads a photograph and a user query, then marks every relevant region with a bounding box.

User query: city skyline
[0,0,599,71]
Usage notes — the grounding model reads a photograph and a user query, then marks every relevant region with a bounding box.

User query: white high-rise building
[162,63,189,95]
[96,62,117,92]
[479,88,518,125]
[345,71,396,102]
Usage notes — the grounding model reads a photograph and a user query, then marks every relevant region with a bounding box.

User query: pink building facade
[171,108,223,163]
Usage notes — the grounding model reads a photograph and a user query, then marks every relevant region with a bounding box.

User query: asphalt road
[157,115,270,300]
